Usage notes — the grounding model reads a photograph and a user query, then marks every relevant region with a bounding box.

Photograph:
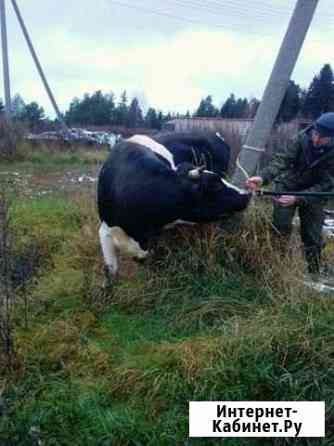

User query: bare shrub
[0,185,16,370]
[0,118,26,160]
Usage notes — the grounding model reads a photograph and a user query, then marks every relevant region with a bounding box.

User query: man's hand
[275,195,298,207]
[246,176,263,192]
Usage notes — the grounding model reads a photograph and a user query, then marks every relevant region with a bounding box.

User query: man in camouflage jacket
[246,112,334,275]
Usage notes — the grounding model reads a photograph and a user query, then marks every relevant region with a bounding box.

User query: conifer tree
[303,64,334,118]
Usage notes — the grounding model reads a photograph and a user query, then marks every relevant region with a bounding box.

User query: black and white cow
[97,131,250,277]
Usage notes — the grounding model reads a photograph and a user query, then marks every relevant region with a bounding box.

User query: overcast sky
[2,0,334,117]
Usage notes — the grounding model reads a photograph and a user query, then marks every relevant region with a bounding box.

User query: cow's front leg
[99,222,118,287]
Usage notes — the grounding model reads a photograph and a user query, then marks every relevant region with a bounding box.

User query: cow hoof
[134,257,146,264]
[133,250,149,264]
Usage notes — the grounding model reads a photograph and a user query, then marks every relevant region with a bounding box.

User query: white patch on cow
[127,135,177,170]
[190,169,248,195]
[221,178,249,195]
[216,132,225,142]
[99,222,149,276]
[164,219,196,230]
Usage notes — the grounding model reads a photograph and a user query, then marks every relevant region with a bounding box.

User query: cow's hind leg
[99,223,149,285]
[99,222,119,287]
[110,227,149,262]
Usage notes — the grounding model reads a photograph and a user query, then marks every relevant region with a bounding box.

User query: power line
[110,0,282,36]
[163,0,289,23]
[171,0,334,22]
[215,0,294,13]
[110,0,334,41]
[178,0,289,18]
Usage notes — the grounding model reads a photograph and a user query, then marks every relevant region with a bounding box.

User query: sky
[2,0,334,117]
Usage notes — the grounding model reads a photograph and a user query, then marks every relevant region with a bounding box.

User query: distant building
[163,117,312,137]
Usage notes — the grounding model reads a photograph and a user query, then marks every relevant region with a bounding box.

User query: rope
[235,144,265,179]
[243,144,266,153]
[236,156,250,179]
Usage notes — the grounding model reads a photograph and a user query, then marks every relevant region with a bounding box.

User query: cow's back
[154,131,230,176]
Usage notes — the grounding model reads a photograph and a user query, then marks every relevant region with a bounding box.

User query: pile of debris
[323,209,334,239]
[293,209,334,240]
[26,128,121,147]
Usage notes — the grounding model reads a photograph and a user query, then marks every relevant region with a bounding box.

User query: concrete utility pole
[10,0,69,133]
[231,0,319,187]
[0,0,11,117]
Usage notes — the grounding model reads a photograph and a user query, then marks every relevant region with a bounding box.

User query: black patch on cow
[154,131,230,176]
[97,132,249,246]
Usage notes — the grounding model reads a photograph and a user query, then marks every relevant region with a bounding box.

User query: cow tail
[97,166,112,225]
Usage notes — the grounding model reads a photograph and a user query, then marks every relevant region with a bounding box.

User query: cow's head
[177,163,251,221]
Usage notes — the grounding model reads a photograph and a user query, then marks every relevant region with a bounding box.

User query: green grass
[26,148,108,166]
[0,142,108,177]
[1,185,334,445]
[11,197,82,258]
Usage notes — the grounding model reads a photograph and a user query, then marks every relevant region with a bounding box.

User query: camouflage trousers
[272,184,325,275]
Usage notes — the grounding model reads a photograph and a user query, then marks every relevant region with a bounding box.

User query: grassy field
[1,146,334,445]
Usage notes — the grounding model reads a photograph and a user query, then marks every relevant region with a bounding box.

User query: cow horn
[188,165,206,179]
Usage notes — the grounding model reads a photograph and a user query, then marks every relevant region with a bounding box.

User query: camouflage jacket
[260,129,334,204]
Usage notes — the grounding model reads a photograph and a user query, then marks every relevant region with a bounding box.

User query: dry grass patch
[223,201,309,299]
[17,312,113,377]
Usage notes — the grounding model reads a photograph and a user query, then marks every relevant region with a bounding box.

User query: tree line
[195,64,334,122]
[65,90,172,130]
[5,63,334,131]
[5,90,176,132]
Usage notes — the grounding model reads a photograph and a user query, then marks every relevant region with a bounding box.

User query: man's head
[312,112,334,147]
